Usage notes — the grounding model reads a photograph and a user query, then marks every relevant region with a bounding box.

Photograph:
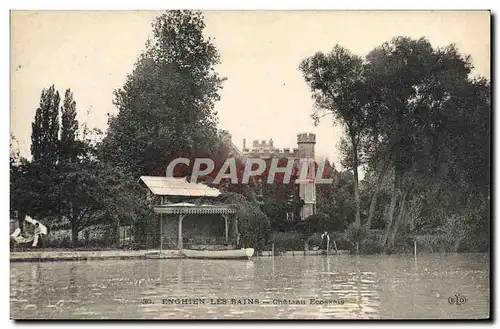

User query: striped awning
[154,203,236,215]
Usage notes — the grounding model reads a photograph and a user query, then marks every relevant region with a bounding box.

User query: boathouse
[139,176,238,250]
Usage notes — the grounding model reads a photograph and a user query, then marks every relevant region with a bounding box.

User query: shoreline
[11,249,483,263]
[10,249,351,262]
[9,249,183,262]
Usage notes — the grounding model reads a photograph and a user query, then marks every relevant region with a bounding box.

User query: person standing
[321,231,330,252]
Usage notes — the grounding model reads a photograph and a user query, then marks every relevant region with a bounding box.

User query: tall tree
[31,85,60,165]
[363,37,482,251]
[60,89,80,163]
[55,160,153,246]
[300,45,368,227]
[26,85,61,218]
[100,10,225,177]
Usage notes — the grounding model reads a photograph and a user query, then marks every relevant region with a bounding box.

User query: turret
[297,132,316,220]
[297,133,316,158]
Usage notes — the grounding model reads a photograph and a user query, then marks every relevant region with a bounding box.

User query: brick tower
[297,133,316,220]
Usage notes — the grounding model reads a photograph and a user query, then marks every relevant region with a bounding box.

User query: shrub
[359,233,383,254]
[46,235,72,249]
[132,212,158,247]
[220,192,272,252]
[344,224,369,243]
[302,213,331,234]
[271,231,304,252]
[260,198,293,232]
[307,232,323,249]
[328,231,349,250]
[412,234,452,253]
[343,225,384,254]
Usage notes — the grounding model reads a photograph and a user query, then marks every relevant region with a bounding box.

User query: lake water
[10,253,490,319]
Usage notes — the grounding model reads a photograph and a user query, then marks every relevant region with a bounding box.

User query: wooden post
[160,213,163,253]
[414,240,417,259]
[272,243,275,257]
[223,214,229,244]
[326,235,330,256]
[178,214,185,250]
[116,217,120,247]
[235,217,240,247]
[272,243,275,276]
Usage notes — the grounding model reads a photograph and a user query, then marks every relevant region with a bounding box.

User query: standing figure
[321,231,330,253]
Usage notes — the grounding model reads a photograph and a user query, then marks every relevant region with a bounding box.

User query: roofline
[153,204,236,215]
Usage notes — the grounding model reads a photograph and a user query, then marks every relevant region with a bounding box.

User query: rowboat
[181,248,255,260]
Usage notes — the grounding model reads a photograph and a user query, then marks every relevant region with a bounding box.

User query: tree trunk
[381,170,398,249]
[114,217,120,247]
[71,222,79,247]
[351,136,361,227]
[452,236,463,252]
[18,212,26,234]
[365,160,390,229]
[386,188,408,252]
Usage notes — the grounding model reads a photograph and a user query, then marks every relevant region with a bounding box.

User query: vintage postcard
[9,10,491,320]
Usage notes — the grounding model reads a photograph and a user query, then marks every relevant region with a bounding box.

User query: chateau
[219,130,317,220]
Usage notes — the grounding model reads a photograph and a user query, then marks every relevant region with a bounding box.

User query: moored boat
[181,248,254,260]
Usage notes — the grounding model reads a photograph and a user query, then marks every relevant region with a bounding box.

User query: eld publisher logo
[448,294,468,306]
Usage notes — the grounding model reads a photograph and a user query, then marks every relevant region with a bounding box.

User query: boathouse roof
[139,176,221,197]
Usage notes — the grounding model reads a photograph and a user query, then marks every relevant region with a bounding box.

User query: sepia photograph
[9,9,491,320]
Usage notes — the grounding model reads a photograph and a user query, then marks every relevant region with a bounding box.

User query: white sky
[10,10,490,167]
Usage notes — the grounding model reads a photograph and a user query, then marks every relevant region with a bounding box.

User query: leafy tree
[410,78,490,252]
[300,45,368,227]
[302,36,489,254]
[31,85,60,166]
[302,213,331,234]
[56,160,153,246]
[25,85,61,218]
[59,89,82,163]
[360,166,392,229]
[218,192,271,252]
[11,85,156,247]
[363,37,488,252]
[316,169,356,231]
[57,100,150,246]
[100,10,225,177]
[261,197,293,231]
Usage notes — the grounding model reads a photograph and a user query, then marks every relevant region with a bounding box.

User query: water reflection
[68,266,78,299]
[10,253,489,319]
